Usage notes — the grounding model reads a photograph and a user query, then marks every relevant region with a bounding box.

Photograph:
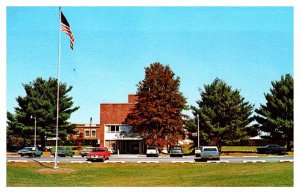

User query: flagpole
[54,6,62,169]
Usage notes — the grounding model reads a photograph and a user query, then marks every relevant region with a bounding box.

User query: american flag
[61,11,74,50]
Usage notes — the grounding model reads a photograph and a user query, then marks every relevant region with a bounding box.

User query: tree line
[7,62,294,151]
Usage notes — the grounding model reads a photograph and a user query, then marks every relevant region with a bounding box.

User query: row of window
[85,129,97,138]
[108,125,120,133]
[83,125,132,137]
[105,125,132,133]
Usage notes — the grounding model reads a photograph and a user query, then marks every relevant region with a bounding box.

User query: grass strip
[7,162,293,187]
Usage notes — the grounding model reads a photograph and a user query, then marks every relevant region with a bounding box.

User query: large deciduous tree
[7,77,79,148]
[254,74,293,151]
[125,62,187,149]
[191,78,254,151]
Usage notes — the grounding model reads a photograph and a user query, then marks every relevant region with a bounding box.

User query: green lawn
[7,162,293,187]
[221,146,258,152]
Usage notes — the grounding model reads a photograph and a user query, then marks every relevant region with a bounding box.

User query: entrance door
[130,141,139,154]
[116,140,144,154]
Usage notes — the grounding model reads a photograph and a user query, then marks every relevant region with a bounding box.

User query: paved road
[7,154,294,164]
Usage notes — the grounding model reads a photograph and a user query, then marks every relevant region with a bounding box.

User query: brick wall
[74,124,100,140]
[99,95,136,147]
[128,94,137,103]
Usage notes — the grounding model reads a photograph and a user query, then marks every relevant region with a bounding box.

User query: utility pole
[31,115,37,148]
[197,114,200,147]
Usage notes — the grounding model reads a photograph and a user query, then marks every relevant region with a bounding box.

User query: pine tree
[125,62,187,149]
[7,77,79,148]
[7,112,24,148]
[254,74,293,150]
[191,78,253,151]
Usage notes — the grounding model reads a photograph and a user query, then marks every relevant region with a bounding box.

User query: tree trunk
[40,136,46,150]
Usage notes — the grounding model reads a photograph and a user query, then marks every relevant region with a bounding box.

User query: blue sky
[6,6,293,124]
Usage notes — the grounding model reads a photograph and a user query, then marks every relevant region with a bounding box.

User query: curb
[243,160,266,163]
[7,160,28,163]
[137,161,159,163]
[207,160,230,163]
[104,161,126,163]
[171,161,194,163]
[71,161,92,163]
[39,161,60,163]
[279,160,293,163]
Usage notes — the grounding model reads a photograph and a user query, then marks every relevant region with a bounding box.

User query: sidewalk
[110,154,145,158]
[110,154,196,158]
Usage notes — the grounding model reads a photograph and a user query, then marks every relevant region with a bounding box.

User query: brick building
[74,123,101,141]
[74,94,145,154]
[99,94,145,154]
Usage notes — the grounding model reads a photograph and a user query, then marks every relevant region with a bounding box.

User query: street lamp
[31,115,37,148]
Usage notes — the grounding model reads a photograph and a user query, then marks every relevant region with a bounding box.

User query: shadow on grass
[32,159,53,169]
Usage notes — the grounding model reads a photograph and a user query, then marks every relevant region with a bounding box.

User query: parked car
[257,144,286,155]
[195,146,220,161]
[17,147,43,157]
[146,146,159,157]
[45,146,52,151]
[86,147,111,162]
[51,147,74,157]
[169,146,183,157]
[80,147,94,157]
[194,146,202,155]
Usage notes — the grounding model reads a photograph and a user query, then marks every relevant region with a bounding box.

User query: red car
[86,147,111,162]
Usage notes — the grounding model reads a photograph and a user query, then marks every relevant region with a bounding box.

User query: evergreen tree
[191,78,253,151]
[7,77,79,148]
[125,62,188,149]
[254,74,293,150]
[7,112,24,148]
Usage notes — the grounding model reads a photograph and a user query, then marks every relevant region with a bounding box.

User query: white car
[146,146,159,157]
[195,146,220,161]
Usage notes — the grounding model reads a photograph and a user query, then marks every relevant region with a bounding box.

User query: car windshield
[203,148,218,152]
[267,144,279,147]
[171,149,182,153]
[93,148,105,152]
[147,146,157,149]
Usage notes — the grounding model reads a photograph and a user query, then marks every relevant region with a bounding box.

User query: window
[111,125,116,132]
[106,125,120,133]
[91,129,96,137]
[85,129,90,137]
